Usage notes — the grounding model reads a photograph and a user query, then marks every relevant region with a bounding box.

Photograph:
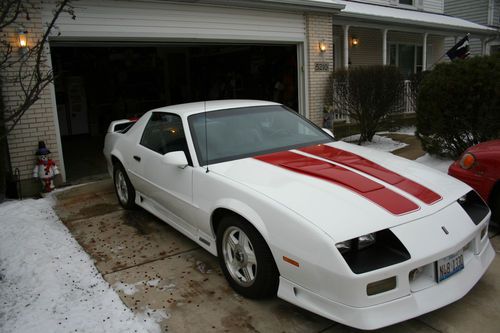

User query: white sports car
[103,100,494,330]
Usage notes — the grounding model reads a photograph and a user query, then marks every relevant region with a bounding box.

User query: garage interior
[50,43,299,182]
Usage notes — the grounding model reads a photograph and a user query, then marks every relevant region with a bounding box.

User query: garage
[45,0,307,182]
[51,43,300,181]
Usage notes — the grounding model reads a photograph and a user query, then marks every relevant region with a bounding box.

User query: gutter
[161,0,346,13]
[335,12,498,37]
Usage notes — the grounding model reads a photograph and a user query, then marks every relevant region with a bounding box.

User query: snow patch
[341,134,408,152]
[415,154,453,174]
[0,197,161,333]
[114,282,140,296]
[138,306,170,324]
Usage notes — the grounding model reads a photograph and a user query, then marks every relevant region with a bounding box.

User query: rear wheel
[113,163,136,209]
[216,215,279,299]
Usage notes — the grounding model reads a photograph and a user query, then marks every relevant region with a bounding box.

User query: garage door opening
[50,43,299,182]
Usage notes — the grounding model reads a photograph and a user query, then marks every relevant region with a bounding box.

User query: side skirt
[135,191,217,255]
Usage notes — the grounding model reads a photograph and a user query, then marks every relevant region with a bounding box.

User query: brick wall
[305,14,334,127]
[2,0,61,195]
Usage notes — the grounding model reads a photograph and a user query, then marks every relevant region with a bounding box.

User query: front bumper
[277,232,495,330]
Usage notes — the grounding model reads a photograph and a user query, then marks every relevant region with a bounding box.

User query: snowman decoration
[33,141,60,192]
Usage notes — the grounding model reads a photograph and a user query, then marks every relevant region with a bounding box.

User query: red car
[449,140,500,221]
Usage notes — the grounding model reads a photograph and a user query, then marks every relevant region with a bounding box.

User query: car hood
[467,139,500,153]
[209,142,471,242]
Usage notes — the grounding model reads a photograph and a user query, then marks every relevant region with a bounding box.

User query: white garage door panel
[43,0,306,42]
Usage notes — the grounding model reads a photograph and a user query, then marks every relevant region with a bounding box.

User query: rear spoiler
[107,118,138,133]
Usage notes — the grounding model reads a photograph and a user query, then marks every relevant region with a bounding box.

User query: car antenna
[204,100,209,173]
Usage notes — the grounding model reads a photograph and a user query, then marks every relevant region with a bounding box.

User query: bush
[416,54,500,158]
[327,66,403,143]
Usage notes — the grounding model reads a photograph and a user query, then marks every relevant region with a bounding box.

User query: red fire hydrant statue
[33,141,60,192]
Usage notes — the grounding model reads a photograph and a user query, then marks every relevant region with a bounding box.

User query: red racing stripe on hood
[254,151,419,215]
[300,145,442,205]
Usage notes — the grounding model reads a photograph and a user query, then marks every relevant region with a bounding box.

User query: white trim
[422,32,428,70]
[486,41,500,55]
[45,46,66,182]
[333,35,341,69]
[382,28,388,65]
[297,42,307,117]
[343,25,350,68]
[388,42,424,74]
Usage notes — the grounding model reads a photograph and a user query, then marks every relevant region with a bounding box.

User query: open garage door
[44,0,306,182]
[51,43,300,181]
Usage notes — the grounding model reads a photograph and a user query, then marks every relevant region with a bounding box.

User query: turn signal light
[459,152,476,170]
[367,276,396,296]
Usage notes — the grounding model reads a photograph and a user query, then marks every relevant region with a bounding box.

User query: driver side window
[140,112,192,164]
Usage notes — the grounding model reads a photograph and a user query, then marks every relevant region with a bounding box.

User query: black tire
[216,214,279,299]
[113,163,136,209]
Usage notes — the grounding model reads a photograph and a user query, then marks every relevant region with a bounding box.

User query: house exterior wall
[349,0,444,13]
[306,14,334,126]
[444,0,499,56]
[494,0,500,27]
[445,0,489,25]
[42,0,307,42]
[423,0,444,13]
[3,0,328,195]
[2,0,62,195]
[347,27,384,67]
[332,27,445,69]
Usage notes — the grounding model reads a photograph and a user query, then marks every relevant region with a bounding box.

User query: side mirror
[162,151,189,169]
[322,128,335,139]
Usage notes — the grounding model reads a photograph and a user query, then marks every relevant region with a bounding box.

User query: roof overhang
[166,0,345,13]
[332,0,498,37]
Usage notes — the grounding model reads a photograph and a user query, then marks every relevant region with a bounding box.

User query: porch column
[343,25,350,68]
[422,33,428,70]
[481,38,487,55]
[382,29,388,65]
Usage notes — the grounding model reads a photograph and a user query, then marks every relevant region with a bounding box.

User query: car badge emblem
[441,226,449,235]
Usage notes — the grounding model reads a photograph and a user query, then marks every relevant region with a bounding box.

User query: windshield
[188,105,333,166]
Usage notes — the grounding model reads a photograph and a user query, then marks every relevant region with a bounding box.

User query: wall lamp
[18,29,28,53]
[352,37,360,47]
[319,40,327,52]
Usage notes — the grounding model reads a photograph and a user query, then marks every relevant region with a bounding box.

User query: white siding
[348,27,383,66]
[423,0,444,13]
[353,0,392,6]
[352,0,443,12]
[444,0,491,56]
[42,0,306,42]
[445,0,489,25]
[491,0,500,27]
[333,27,445,68]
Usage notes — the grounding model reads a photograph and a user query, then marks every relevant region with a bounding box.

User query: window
[189,105,332,166]
[388,44,423,77]
[399,0,413,5]
[140,112,191,163]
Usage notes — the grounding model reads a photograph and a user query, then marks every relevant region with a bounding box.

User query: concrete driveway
[54,176,500,332]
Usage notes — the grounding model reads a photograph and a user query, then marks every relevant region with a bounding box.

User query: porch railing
[328,80,415,124]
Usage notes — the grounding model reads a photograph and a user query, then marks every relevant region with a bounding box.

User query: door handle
[133,155,141,162]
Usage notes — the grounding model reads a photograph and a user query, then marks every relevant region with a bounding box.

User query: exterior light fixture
[352,37,359,47]
[319,40,327,52]
[18,29,28,52]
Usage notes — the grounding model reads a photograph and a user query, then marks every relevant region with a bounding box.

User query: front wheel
[216,215,279,299]
[113,164,136,209]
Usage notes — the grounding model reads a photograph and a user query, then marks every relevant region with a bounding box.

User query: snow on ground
[343,127,454,173]
[415,154,454,174]
[341,134,408,152]
[394,126,417,136]
[0,195,161,333]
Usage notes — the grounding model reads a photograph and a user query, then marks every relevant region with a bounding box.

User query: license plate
[436,250,464,282]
